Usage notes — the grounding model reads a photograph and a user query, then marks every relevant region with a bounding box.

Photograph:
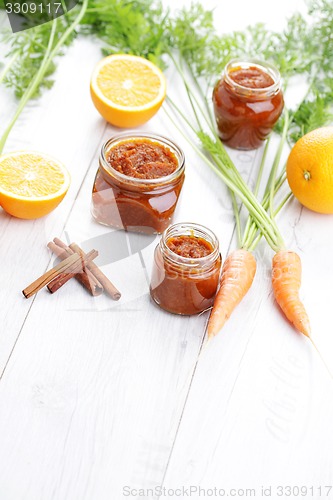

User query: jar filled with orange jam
[213,59,284,150]
[92,134,185,234]
[150,223,222,315]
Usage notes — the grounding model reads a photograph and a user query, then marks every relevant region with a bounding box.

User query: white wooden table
[1,1,333,499]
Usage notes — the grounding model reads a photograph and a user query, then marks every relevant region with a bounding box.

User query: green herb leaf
[2,15,77,99]
[82,0,170,68]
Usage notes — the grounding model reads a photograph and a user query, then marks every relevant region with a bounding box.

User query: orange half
[0,151,70,219]
[90,54,166,128]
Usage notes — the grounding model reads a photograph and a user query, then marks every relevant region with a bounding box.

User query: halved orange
[90,54,166,128]
[0,151,70,219]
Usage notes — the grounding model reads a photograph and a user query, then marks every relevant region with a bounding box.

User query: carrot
[272,250,311,337]
[207,249,257,338]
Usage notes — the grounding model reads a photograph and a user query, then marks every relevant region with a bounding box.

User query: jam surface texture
[167,235,213,259]
[229,66,275,89]
[107,139,178,179]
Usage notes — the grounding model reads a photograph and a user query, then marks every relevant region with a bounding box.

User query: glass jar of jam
[150,222,222,315]
[92,133,185,234]
[213,58,284,150]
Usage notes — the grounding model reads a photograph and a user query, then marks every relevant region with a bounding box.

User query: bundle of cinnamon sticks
[22,238,121,300]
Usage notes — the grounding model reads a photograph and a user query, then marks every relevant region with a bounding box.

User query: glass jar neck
[99,133,185,187]
[159,222,220,271]
[223,58,281,99]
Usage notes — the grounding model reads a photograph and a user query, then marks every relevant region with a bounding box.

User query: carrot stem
[255,138,271,197]
[209,149,283,250]
[0,51,20,86]
[241,138,271,249]
[247,192,292,252]
[165,52,288,253]
[242,122,290,252]
[269,109,290,219]
[168,53,218,135]
[165,100,283,252]
[231,190,242,247]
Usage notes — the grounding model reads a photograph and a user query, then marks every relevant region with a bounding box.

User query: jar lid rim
[224,57,281,95]
[100,133,185,186]
[160,222,221,267]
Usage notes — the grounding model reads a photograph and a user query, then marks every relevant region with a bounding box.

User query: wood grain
[0,40,237,498]
[0,39,106,371]
[0,1,333,499]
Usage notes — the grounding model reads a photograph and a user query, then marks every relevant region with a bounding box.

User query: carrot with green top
[205,130,310,339]
[164,60,312,339]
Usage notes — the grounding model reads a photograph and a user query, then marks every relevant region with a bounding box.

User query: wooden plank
[1,1,328,497]
[0,58,260,496]
[0,38,106,371]
[162,150,333,492]
[0,133,243,498]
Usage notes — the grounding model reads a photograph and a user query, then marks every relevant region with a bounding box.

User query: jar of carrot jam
[213,59,284,150]
[150,223,222,315]
[92,134,185,234]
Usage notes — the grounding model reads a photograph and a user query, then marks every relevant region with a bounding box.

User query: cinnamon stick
[47,242,103,296]
[69,242,121,301]
[47,249,98,294]
[22,253,81,299]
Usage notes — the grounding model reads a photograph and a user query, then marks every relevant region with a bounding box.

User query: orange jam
[167,235,213,258]
[229,66,275,88]
[150,223,222,315]
[92,134,185,234]
[107,139,178,179]
[213,59,284,150]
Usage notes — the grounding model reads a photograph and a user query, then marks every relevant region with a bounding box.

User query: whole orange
[286,126,333,214]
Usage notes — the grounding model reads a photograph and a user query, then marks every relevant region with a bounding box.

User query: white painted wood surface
[1,2,333,499]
